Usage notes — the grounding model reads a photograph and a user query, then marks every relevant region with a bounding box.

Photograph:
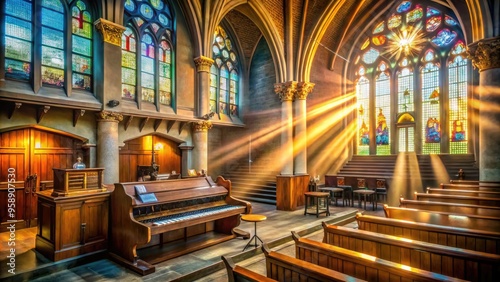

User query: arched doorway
[119,134,181,182]
[0,126,87,230]
[396,113,416,153]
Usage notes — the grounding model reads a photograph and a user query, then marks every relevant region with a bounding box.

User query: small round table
[304,192,330,217]
[352,189,377,210]
[241,214,267,251]
[319,187,345,206]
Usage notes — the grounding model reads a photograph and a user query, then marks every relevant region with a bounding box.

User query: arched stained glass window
[356,67,370,155]
[353,0,467,155]
[3,0,94,92]
[375,62,391,155]
[211,26,240,117]
[122,0,174,107]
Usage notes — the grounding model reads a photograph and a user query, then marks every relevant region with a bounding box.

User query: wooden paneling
[276,175,309,211]
[119,135,181,182]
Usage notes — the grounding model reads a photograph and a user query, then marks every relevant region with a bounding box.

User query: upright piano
[109,175,252,275]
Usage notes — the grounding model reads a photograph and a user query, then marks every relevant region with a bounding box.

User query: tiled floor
[0,201,385,282]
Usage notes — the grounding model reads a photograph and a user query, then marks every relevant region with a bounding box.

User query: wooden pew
[261,244,363,281]
[222,255,277,282]
[356,213,500,254]
[399,198,500,217]
[322,222,500,281]
[427,187,500,198]
[292,231,466,282]
[414,192,500,206]
[440,183,500,191]
[450,180,479,185]
[384,205,500,232]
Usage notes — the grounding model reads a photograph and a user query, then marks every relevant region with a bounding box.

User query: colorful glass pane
[451,41,465,55]
[124,0,135,11]
[122,84,136,99]
[72,73,90,90]
[216,36,225,49]
[376,72,391,155]
[361,39,370,50]
[142,88,155,103]
[72,20,92,38]
[396,1,411,13]
[445,15,458,26]
[41,66,64,86]
[424,50,434,61]
[421,62,441,153]
[141,56,154,73]
[225,39,232,50]
[150,0,164,10]
[160,91,171,105]
[5,37,31,62]
[43,0,64,12]
[373,22,385,34]
[426,6,440,17]
[406,5,423,23]
[41,46,64,68]
[372,35,386,46]
[431,29,457,46]
[5,59,31,80]
[76,0,86,11]
[42,8,64,29]
[140,4,154,19]
[42,27,64,49]
[122,68,136,84]
[122,51,136,69]
[72,36,92,56]
[448,54,468,153]
[426,16,441,32]
[72,54,91,74]
[6,0,32,21]
[134,17,144,27]
[159,14,169,26]
[6,16,31,40]
[388,14,401,29]
[362,48,379,64]
[357,76,370,155]
[151,23,160,33]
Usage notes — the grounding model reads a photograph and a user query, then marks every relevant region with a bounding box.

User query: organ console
[109,175,252,275]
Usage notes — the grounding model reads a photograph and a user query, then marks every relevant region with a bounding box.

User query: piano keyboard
[140,205,243,226]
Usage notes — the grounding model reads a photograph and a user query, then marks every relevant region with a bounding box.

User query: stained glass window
[357,74,370,155]
[4,0,95,92]
[375,64,391,155]
[354,0,467,155]
[448,41,468,154]
[212,26,240,117]
[122,0,174,107]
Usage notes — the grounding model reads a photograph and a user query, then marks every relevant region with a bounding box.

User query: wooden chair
[375,178,387,203]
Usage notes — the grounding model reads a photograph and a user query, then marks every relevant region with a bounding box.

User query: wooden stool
[241,214,267,251]
[319,187,345,206]
[304,192,330,217]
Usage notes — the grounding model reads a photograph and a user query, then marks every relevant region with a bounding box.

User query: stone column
[294,82,314,174]
[468,36,500,181]
[275,81,296,175]
[192,120,212,174]
[179,144,194,177]
[96,111,123,184]
[194,56,215,117]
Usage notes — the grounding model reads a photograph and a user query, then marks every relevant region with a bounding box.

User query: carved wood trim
[124,116,134,131]
[9,102,22,119]
[153,119,162,132]
[139,117,149,132]
[37,106,50,124]
[73,109,85,127]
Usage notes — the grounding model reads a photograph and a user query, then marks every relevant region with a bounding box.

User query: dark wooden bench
[356,212,500,254]
[322,222,500,281]
[414,192,500,206]
[223,248,363,282]
[440,182,500,191]
[427,187,500,198]
[399,198,500,217]
[292,231,466,282]
[384,205,500,232]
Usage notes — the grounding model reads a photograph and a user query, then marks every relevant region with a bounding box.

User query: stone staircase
[224,161,279,205]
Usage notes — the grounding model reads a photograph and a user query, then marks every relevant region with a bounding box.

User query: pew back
[356,213,500,254]
[414,192,500,207]
[292,232,466,282]
[322,223,500,281]
[399,198,500,217]
[222,256,276,282]
[427,188,500,198]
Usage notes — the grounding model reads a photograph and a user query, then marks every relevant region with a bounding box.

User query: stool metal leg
[242,221,263,251]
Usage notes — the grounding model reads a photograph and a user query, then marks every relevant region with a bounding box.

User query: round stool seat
[241,214,267,222]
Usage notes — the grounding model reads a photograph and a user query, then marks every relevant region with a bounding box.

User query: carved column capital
[96,111,123,122]
[467,36,500,71]
[94,18,126,47]
[274,81,297,102]
[296,82,315,100]
[194,56,215,72]
[192,120,213,131]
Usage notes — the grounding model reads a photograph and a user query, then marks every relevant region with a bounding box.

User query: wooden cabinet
[35,189,110,261]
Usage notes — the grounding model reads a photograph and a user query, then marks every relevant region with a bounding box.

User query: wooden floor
[0,201,385,282]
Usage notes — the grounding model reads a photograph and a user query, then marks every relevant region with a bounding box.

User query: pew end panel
[222,255,276,282]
